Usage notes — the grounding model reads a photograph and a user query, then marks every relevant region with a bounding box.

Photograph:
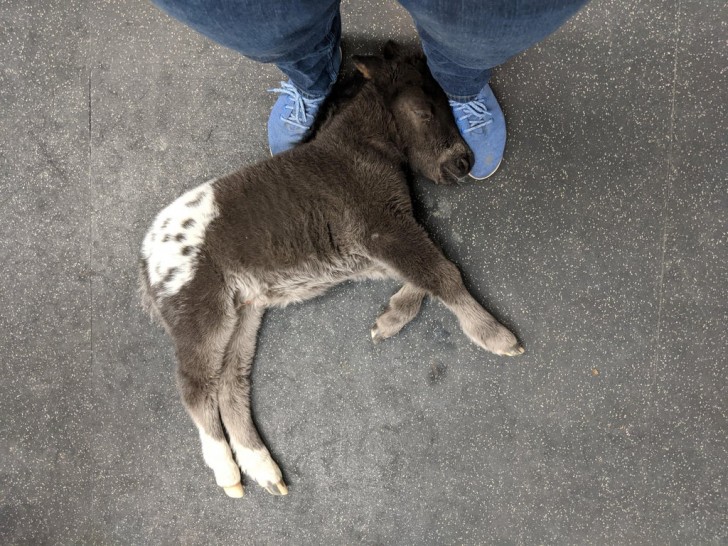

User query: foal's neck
[317,84,404,163]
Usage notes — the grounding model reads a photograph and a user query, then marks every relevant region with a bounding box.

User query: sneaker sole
[468,157,502,181]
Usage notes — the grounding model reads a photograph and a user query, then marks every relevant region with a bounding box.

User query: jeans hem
[286,9,341,97]
[446,92,480,103]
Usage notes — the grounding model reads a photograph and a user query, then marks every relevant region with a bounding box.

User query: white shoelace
[449,99,493,133]
[269,81,325,130]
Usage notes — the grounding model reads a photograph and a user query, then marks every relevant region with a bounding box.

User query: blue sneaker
[267,81,327,155]
[449,84,506,180]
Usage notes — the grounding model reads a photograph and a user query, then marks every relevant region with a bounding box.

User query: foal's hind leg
[182,381,243,497]
[219,304,288,496]
[371,283,426,343]
[173,305,244,497]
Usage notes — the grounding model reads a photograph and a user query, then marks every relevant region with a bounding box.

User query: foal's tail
[138,257,166,328]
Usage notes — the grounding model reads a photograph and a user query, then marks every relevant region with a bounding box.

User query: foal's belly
[230,259,391,308]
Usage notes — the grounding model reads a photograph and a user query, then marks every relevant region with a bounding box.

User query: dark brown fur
[140,42,523,496]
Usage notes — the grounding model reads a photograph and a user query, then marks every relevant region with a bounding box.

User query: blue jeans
[153,0,588,100]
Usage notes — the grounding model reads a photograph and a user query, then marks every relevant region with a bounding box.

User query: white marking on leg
[230,442,281,486]
[198,429,240,488]
[141,179,220,298]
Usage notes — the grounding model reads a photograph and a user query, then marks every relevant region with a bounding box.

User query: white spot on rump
[142,179,219,298]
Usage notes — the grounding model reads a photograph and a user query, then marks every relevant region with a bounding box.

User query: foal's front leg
[371,283,427,343]
[366,218,524,356]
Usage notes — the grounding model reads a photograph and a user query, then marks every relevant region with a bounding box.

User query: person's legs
[400,0,589,178]
[153,0,341,152]
[153,0,341,96]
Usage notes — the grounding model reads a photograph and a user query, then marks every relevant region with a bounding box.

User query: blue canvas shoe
[267,80,327,155]
[449,84,506,180]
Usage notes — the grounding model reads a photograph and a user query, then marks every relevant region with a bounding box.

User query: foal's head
[353,42,474,185]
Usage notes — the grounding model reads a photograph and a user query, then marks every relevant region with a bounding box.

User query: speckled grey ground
[1,0,726,544]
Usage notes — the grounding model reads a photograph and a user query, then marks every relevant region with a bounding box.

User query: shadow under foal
[140,43,524,498]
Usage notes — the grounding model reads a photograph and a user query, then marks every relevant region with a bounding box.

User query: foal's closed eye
[413,108,433,121]
[405,94,434,121]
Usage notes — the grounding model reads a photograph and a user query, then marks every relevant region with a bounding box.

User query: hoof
[504,344,525,356]
[264,480,289,496]
[370,326,383,344]
[223,483,245,498]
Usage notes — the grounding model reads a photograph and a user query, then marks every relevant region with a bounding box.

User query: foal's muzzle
[438,145,474,185]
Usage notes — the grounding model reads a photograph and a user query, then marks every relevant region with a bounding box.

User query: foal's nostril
[456,155,472,177]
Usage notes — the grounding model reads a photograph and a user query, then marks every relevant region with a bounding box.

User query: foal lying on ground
[140,43,524,498]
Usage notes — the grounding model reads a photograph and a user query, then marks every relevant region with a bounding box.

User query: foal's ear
[352,55,387,80]
[382,40,403,60]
